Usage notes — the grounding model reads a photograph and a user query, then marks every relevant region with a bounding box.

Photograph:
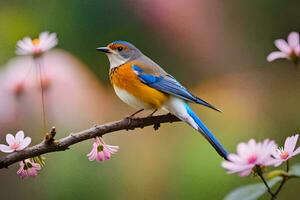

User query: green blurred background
[0,0,300,199]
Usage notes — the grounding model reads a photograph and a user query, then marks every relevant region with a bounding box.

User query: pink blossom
[11,80,25,98]
[0,50,112,131]
[87,137,119,162]
[272,134,300,167]
[39,75,52,91]
[0,131,31,153]
[222,139,277,177]
[17,159,41,179]
[16,31,58,56]
[267,31,300,62]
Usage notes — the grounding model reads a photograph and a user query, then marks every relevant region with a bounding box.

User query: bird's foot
[125,115,137,131]
[147,109,158,117]
[126,109,144,119]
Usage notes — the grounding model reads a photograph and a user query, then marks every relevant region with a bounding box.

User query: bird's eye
[117,47,123,51]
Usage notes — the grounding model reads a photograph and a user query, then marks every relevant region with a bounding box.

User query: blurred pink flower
[222,139,277,176]
[272,134,300,167]
[0,50,111,131]
[267,31,300,62]
[11,81,25,98]
[87,137,119,162]
[0,131,31,153]
[39,75,52,91]
[16,31,58,56]
[128,0,244,72]
[17,159,41,179]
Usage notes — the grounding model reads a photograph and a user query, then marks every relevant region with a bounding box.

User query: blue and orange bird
[97,41,228,159]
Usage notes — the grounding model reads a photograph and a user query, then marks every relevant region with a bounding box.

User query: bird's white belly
[113,86,150,109]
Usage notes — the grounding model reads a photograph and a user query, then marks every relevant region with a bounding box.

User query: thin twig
[0,113,180,169]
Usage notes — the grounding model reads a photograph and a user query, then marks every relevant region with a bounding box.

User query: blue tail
[184,104,228,159]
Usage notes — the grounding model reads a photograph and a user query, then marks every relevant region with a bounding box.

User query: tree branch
[0,113,180,169]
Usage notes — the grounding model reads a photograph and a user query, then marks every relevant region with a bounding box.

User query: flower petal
[16,137,31,151]
[39,32,58,51]
[87,145,98,161]
[267,51,287,62]
[221,161,241,172]
[288,32,299,47]
[103,149,111,160]
[292,146,300,156]
[238,169,252,177]
[86,147,96,157]
[87,151,97,161]
[222,161,253,174]
[275,39,292,54]
[16,48,31,55]
[39,32,50,41]
[0,144,14,153]
[285,134,298,154]
[227,154,245,164]
[272,148,281,159]
[32,163,42,170]
[258,140,276,164]
[237,142,250,157]
[106,145,119,154]
[96,151,105,162]
[16,40,33,52]
[15,131,25,142]
[23,37,34,47]
[6,134,15,145]
[27,168,38,177]
[273,160,283,167]
[263,157,278,166]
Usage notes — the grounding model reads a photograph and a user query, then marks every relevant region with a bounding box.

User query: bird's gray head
[97,41,142,68]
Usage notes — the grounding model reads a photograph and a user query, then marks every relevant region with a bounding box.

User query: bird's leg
[126,109,144,119]
[125,109,145,130]
[147,109,158,117]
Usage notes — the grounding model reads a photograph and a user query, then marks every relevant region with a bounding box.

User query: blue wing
[132,65,221,112]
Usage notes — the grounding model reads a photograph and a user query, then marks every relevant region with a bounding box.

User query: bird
[97,41,228,159]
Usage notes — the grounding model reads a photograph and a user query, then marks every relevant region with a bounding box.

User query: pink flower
[17,159,41,179]
[272,134,300,167]
[222,139,277,177]
[16,31,58,56]
[267,31,300,62]
[0,131,31,153]
[11,80,25,98]
[87,137,119,162]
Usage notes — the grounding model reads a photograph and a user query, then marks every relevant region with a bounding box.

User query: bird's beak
[96,47,111,53]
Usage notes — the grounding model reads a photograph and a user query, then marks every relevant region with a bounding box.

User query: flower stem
[35,58,47,131]
[272,178,287,199]
[255,166,275,199]
[20,63,34,87]
[257,173,276,199]
[272,160,290,199]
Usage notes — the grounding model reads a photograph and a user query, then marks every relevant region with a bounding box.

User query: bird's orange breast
[110,62,168,108]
